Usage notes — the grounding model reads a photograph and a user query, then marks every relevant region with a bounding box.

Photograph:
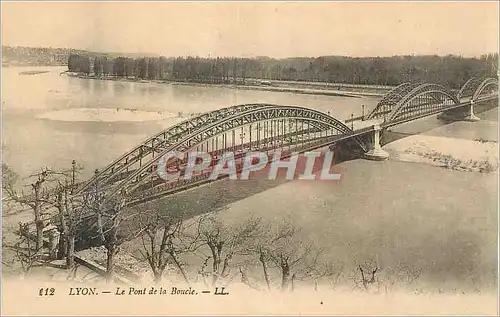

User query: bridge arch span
[366,82,425,120]
[457,77,483,100]
[472,77,498,101]
[74,104,279,195]
[387,83,459,123]
[103,105,365,201]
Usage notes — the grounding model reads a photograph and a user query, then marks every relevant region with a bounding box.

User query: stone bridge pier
[363,124,389,161]
[464,100,480,122]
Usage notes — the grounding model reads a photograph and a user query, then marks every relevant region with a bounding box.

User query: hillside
[1,46,159,67]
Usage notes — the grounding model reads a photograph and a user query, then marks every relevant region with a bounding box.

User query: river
[2,66,497,293]
[2,66,379,179]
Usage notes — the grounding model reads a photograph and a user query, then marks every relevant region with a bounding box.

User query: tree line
[68,53,498,89]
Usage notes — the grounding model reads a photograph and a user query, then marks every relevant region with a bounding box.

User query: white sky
[2,1,498,58]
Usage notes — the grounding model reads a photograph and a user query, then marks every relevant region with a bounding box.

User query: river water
[2,66,379,179]
[2,66,497,292]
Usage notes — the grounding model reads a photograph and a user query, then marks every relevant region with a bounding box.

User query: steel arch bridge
[74,104,269,194]
[435,77,499,120]
[65,77,497,209]
[366,82,459,122]
[458,77,486,100]
[74,104,367,205]
[366,77,498,124]
[385,83,459,123]
[365,81,425,120]
[471,77,498,101]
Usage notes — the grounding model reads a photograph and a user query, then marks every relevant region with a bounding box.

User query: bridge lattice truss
[366,77,498,122]
[457,77,499,100]
[74,104,366,203]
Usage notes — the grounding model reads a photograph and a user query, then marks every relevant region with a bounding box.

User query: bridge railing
[126,140,329,205]
[344,114,365,124]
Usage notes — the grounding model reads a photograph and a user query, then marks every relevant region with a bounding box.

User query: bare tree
[306,262,343,292]
[324,263,344,291]
[257,219,325,292]
[2,164,61,254]
[3,223,40,276]
[257,244,272,291]
[45,161,85,267]
[2,163,19,204]
[3,162,88,271]
[53,180,84,268]
[138,206,190,284]
[248,222,275,291]
[359,265,378,291]
[238,266,261,291]
[196,256,212,287]
[187,213,262,287]
[92,191,148,282]
[352,260,380,292]
[382,262,422,292]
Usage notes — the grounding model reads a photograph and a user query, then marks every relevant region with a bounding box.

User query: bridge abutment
[464,100,480,122]
[363,124,389,161]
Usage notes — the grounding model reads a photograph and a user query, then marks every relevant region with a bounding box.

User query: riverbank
[384,134,498,173]
[62,71,385,98]
[384,109,498,173]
